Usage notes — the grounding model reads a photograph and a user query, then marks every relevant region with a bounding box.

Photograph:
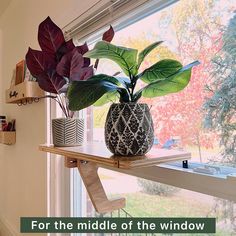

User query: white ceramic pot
[52,118,84,147]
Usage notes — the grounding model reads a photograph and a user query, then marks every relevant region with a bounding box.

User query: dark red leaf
[26,47,56,77]
[56,47,84,80]
[56,39,75,60]
[56,50,74,78]
[37,70,66,94]
[83,57,90,67]
[38,16,65,54]
[76,43,90,67]
[77,42,89,55]
[102,25,115,42]
[72,66,94,81]
[66,39,75,51]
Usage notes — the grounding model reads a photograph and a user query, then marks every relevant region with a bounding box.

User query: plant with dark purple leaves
[25,17,114,117]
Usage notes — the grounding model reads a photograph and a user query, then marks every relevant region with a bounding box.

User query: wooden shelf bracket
[65,156,126,213]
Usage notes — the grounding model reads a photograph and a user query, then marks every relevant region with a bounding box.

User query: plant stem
[58,94,69,117]
[37,95,68,117]
[94,59,99,69]
[130,76,138,102]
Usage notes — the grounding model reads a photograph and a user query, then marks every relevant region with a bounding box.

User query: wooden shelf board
[39,142,191,169]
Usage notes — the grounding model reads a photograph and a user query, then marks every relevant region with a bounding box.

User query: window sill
[102,161,236,202]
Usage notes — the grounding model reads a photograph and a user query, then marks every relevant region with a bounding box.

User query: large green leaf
[140,59,183,83]
[88,74,130,87]
[88,74,119,84]
[93,91,119,106]
[137,41,163,68]
[142,61,200,98]
[84,41,138,76]
[67,80,119,111]
[87,74,130,105]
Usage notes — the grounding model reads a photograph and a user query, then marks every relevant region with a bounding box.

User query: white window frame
[47,98,82,220]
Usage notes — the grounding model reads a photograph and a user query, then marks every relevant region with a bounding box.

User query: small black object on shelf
[182,160,189,169]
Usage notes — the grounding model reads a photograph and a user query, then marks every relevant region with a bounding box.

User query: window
[70,0,236,234]
[89,0,236,166]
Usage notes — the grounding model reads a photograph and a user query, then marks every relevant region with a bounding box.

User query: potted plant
[67,41,200,155]
[25,17,114,146]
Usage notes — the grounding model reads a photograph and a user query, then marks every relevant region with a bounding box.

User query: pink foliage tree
[141,34,222,151]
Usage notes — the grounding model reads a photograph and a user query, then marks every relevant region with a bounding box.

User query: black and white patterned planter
[105,103,154,156]
[52,118,84,147]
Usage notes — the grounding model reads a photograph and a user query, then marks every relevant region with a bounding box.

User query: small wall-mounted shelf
[0,131,16,145]
[5,81,44,105]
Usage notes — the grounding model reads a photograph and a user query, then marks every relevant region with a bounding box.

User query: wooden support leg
[77,161,126,214]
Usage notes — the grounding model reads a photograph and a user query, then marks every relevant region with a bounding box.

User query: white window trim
[46,98,86,225]
[46,98,73,219]
[64,0,178,42]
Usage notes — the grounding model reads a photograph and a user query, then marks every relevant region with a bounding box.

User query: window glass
[74,0,236,234]
[92,0,236,166]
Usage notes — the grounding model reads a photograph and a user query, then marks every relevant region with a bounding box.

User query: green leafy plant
[68,41,200,111]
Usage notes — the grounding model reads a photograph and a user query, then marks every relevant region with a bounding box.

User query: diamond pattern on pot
[122,105,132,122]
[111,105,120,123]
[128,115,139,133]
[105,103,154,156]
[116,116,126,135]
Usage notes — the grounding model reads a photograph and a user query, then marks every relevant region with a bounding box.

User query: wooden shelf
[39,142,191,213]
[39,143,191,170]
[5,81,44,104]
[0,131,16,145]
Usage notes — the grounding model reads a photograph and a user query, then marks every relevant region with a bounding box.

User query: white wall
[0,0,96,235]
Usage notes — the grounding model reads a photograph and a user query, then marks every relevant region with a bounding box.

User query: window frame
[47,100,87,220]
